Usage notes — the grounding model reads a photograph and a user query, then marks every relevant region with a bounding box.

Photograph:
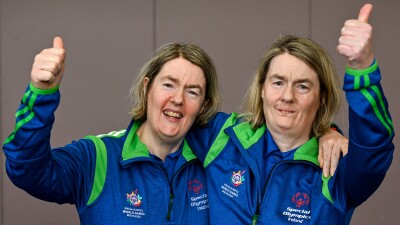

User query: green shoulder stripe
[97,129,126,138]
[204,113,238,168]
[293,138,333,203]
[321,175,333,203]
[85,135,108,206]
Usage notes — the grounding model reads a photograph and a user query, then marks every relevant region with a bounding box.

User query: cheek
[147,91,166,112]
[303,96,320,116]
[186,99,205,118]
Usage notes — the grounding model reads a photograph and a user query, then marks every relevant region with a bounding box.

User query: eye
[163,82,174,89]
[272,81,283,86]
[297,83,310,92]
[299,84,308,89]
[187,89,200,97]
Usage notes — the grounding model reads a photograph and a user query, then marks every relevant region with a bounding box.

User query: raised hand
[31,37,66,89]
[337,3,374,69]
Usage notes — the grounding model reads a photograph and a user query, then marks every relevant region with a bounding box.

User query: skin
[137,57,207,160]
[262,53,321,152]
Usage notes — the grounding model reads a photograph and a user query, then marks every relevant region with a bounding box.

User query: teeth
[279,109,294,114]
[164,110,183,118]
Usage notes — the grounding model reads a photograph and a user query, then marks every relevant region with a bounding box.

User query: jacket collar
[228,122,320,166]
[119,120,197,167]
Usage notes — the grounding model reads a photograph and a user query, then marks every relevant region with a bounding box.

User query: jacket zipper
[165,159,197,220]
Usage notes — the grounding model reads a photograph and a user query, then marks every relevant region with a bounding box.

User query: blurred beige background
[1,0,398,224]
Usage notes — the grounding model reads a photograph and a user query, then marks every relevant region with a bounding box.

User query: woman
[3,40,217,224]
[186,3,394,224]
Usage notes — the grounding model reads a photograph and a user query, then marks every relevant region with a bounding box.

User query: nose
[171,89,184,105]
[281,85,294,102]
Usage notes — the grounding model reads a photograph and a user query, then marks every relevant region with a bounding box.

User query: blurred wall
[1,0,399,224]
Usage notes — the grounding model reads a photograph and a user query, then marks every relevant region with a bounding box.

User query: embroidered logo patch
[281,192,311,223]
[291,192,310,208]
[188,179,204,194]
[231,170,246,187]
[126,189,143,207]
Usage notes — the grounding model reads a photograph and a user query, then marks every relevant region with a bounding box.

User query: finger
[357,3,373,23]
[31,69,56,83]
[53,36,64,49]
[318,144,324,168]
[322,144,332,178]
[341,139,349,156]
[34,52,64,72]
[329,142,342,176]
[336,44,353,60]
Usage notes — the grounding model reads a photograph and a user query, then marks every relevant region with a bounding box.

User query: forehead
[156,57,206,86]
[267,53,318,81]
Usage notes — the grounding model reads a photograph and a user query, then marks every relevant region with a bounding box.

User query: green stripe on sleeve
[360,89,393,137]
[21,90,31,104]
[4,93,38,145]
[370,86,393,129]
[85,136,108,206]
[364,74,370,87]
[15,106,29,118]
[354,76,360,90]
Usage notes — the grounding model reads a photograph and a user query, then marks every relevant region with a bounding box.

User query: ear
[319,93,326,109]
[200,99,209,114]
[143,77,150,95]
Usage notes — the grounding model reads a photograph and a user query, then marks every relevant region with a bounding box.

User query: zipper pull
[252,205,260,225]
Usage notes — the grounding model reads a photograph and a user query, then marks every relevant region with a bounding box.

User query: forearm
[3,84,76,203]
[340,61,394,206]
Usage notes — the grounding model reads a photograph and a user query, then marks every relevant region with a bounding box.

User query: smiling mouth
[278,108,296,114]
[163,110,183,119]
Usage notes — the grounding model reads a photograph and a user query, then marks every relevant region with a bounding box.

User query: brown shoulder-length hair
[129,42,221,126]
[241,34,342,137]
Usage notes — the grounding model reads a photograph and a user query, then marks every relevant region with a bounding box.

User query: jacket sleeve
[2,84,96,206]
[332,60,395,208]
[186,112,237,164]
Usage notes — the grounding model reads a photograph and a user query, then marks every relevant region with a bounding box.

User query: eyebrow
[269,74,314,84]
[163,75,204,90]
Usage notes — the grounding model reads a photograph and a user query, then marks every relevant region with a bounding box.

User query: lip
[163,109,183,119]
[276,106,296,115]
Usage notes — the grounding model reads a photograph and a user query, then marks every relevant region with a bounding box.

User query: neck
[270,129,310,152]
[136,122,182,161]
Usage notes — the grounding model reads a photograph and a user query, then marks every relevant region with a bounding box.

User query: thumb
[53,36,64,49]
[357,3,373,23]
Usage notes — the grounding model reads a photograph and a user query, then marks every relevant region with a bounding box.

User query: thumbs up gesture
[31,37,66,90]
[337,4,374,69]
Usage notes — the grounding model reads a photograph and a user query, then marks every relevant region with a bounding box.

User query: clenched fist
[31,37,66,89]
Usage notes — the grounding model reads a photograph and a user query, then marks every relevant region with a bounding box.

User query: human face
[143,57,206,145]
[262,53,321,142]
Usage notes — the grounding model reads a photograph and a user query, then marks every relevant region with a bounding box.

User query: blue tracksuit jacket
[3,84,209,225]
[186,60,394,225]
